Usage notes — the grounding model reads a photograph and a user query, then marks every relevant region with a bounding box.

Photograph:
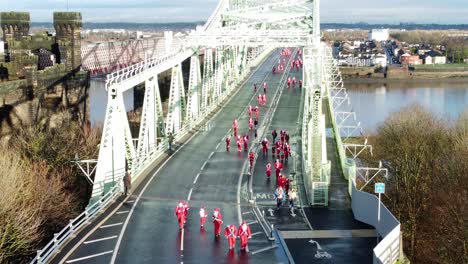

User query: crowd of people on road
[172,48,303,253]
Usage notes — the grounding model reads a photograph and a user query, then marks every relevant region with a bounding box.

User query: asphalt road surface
[54,50,293,264]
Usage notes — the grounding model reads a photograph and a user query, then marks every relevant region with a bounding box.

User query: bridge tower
[54,12,82,71]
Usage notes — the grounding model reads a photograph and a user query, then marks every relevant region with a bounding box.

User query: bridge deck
[51,51,290,264]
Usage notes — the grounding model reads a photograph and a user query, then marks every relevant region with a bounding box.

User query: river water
[342,81,468,133]
[89,78,134,127]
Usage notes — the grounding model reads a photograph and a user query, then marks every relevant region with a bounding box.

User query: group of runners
[174,203,252,251]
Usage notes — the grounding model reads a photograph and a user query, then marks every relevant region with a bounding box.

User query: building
[433,56,447,64]
[422,55,433,65]
[368,29,389,42]
[374,55,387,67]
[400,53,422,65]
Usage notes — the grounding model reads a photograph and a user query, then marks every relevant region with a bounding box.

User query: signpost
[374,183,385,222]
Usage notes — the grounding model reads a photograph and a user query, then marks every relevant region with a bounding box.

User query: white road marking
[180,228,185,252]
[83,235,118,244]
[201,161,207,170]
[193,173,201,184]
[216,142,220,149]
[242,211,252,215]
[187,188,193,201]
[126,200,135,203]
[251,231,263,236]
[208,151,214,159]
[247,220,258,225]
[251,245,278,255]
[116,210,129,215]
[66,250,113,263]
[100,223,123,229]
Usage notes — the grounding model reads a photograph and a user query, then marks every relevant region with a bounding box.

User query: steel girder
[136,76,164,160]
[165,65,186,135]
[186,55,202,122]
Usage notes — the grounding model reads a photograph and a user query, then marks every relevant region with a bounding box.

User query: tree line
[368,105,467,264]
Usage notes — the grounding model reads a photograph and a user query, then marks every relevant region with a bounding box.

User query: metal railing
[31,184,121,264]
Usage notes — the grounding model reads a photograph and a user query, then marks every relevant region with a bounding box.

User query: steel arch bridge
[32,1,402,263]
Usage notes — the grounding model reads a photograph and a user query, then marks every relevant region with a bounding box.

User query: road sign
[375,183,385,194]
[374,183,385,223]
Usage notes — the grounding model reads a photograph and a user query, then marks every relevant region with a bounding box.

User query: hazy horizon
[1,0,467,24]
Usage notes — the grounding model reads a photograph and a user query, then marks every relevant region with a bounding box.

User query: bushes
[0,113,101,263]
[371,105,468,264]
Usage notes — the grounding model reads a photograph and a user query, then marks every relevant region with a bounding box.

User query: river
[342,81,468,133]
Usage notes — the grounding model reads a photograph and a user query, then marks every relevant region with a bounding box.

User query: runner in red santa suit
[248,151,255,172]
[263,82,267,93]
[261,138,268,156]
[238,221,252,251]
[248,105,253,118]
[224,224,238,250]
[199,206,208,228]
[175,201,185,230]
[274,159,283,181]
[233,119,238,137]
[249,118,253,131]
[212,208,223,237]
[254,106,259,119]
[262,94,267,105]
[266,162,272,179]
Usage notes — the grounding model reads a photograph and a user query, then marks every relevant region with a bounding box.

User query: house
[422,55,433,65]
[374,54,387,67]
[433,56,447,64]
[400,53,422,65]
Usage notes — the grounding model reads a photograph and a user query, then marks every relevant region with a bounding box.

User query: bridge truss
[91,0,327,207]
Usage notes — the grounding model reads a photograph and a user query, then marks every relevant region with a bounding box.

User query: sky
[1,0,467,24]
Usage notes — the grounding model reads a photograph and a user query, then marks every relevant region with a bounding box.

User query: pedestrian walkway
[250,52,310,231]
[285,98,377,264]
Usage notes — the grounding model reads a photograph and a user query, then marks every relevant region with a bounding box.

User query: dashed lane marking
[208,151,214,159]
[201,161,207,170]
[242,211,252,215]
[180,228,185,252]
[100,223,123,229]
[187,188,193,201]
[116,210,129,215]
[251,231,263,236]
[83,235,118,244]
[247,220,258,225]
[126,200,135,203]
[66,250,113,263]
[193,173,201,184]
